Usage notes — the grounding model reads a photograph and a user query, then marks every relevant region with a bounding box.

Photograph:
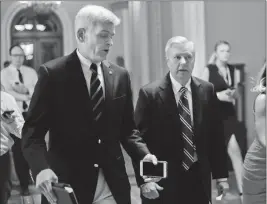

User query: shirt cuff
[217,178,228,182]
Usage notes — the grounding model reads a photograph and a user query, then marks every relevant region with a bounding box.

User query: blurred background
[1,1,266,204]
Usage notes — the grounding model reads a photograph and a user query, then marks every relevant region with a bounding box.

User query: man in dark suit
[134,36,229,204]
[21,5,156,204]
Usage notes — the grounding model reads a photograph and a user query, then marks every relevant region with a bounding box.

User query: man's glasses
[11,54,25,57]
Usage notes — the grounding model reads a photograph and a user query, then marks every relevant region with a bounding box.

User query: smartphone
[140,160,168,178]
[2,110,14,118]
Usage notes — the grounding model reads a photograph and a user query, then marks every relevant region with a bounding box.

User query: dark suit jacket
[21,50,150,204]
[134,73,228,203]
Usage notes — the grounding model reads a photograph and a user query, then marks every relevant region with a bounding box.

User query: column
[184,1,206,78]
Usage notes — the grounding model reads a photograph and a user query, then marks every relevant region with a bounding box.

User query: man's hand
[1,110,15,124]
[1,110,18,134]
[36,169,58,204]
[142,154,161,182]
[143,154,158,165]
[216,180,229,198]
[141,182,163,199]
[12,82,29,95]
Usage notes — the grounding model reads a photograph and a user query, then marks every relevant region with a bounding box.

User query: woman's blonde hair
[251,62,266,93]
[208,40,231,65]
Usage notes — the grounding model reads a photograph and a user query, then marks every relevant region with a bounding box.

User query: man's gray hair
[165,36,195,59]
[75,5,120,36]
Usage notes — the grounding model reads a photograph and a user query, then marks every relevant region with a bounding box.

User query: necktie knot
[90,63,97,73]
[179,86,187,94]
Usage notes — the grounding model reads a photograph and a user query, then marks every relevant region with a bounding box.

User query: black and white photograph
[0,1,266,204]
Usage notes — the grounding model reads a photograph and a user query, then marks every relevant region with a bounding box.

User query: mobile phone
[140,160,168,178]
[2,110,14,118]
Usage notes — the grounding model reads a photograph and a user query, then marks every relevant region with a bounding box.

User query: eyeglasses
[11,54,25,57]
[170,55,194,63]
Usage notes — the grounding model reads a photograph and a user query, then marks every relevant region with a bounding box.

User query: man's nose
[180,56,186,64]
[107,38,113,47]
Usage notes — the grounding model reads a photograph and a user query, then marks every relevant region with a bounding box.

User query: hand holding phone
[140,160,168,179]
[2,110,15,118]
[1,110,15,124]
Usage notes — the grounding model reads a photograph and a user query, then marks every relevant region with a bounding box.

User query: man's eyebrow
[100,30,115,36]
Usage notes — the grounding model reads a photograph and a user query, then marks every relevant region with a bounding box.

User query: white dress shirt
[76,50,105,97]
[76,49,113,203]
[169,73,198,162]
[1,64,38,112]
[1,91,24,156]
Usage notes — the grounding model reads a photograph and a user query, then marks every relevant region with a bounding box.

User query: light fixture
[36,24,46,31]
[24,23,33,30]
[14,24,25,31]
[19,1,62,14]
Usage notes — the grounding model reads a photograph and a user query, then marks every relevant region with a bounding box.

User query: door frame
[12,36,63,71]
[1,1,74,65]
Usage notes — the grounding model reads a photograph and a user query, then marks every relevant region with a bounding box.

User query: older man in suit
[22,5,156,204]
[134,36,229,204]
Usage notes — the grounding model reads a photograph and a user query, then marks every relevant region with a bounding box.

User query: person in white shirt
[1,44,38,196]
[1,45,38,115]
[0,87,24,204]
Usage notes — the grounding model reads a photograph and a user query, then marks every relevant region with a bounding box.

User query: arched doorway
[11,7,63,71]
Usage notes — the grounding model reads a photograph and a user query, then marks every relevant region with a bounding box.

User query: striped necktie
[90,63,104,121]
[178,86,195,170]
[17,68,28,110]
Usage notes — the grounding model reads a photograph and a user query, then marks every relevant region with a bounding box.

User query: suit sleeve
[119,71,150,163]
[133,87,153,186]
[21,65,52,180]
[208,85,229,179]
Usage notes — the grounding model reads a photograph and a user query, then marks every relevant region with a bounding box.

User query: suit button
[98,139,101,144]
[94,164,99,168]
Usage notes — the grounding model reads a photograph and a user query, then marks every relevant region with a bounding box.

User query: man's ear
[77,28,86,42]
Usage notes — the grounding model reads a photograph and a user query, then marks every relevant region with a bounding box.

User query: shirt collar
[169,72,192,94]
[7,64,21,71]
[76,49,101,69]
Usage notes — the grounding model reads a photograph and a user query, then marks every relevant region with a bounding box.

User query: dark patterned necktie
[90,63,104,121]
[178,86,195,170]
[17,68,28,110]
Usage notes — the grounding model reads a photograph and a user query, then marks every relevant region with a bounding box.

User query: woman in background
[202,41,243,198]
[242,63,266,204]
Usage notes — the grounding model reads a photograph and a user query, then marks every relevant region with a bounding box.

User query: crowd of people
[0,4,265,204]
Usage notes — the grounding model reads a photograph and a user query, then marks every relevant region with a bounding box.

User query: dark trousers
[0,152,11,204]
[142,162,209,204]
[12,139,30,189]
[12,111,30,190]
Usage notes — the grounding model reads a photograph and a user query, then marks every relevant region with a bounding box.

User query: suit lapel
[158,73,181,125]
[65,50,93,117]
[101,60,114,103]
[191,77,203,137]
[158,74,204,137]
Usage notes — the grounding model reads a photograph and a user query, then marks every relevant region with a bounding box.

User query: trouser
[12,138,30,189]
[12,111,30,190]
[142,162,209,204]
[0,151,12,204]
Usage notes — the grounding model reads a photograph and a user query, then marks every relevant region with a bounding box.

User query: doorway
[11,7,63,71]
